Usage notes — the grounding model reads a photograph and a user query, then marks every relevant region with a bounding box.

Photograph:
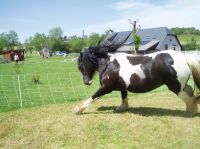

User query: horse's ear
[97,36,104,45]
[80,52,83,57]
[97,40,101,45]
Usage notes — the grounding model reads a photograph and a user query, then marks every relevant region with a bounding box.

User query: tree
[24,37,33,54]
[0,31,19,50]
[104,29,114,36]
[68,36,85,52]
[51,39,70,52]
[133,34,141,53]
[49,27,63,40]
[7,30,19,49]
[129,20,141,53]
[183,37,197,50]
[171,27,200,35]
[85,33,101,47]
[0,33,7,52]
[48,27,68,52]
[31,33,47,51]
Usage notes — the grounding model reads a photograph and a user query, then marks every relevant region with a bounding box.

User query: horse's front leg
[74,86,111,114]
[116,91,129,112]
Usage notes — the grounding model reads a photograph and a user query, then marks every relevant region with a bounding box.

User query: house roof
[139,39,160,51]
[102,27,178,52]
[124,27,176,50]
[117,40,160,52]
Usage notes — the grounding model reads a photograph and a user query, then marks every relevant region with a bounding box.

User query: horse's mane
[81,45,108,69]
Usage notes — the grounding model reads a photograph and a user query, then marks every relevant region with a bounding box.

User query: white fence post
[18,75,22,107]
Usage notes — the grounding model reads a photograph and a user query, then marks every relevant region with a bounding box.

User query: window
[165,44,168,50]
[172,44,176,50]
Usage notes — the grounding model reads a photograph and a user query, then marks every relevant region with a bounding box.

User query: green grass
[0,54,102,111]
[0,92,200,149]
[0,53,200,148]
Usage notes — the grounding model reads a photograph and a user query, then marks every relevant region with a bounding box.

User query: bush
[183,37,198,50]
[32,74,40,84]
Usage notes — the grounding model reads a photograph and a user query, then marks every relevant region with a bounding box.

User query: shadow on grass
[97,106,200,117]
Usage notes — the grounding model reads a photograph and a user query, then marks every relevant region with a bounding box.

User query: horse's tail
[186,54,200,89]
[186,54,200,102]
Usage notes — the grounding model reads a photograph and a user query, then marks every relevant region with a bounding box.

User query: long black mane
[79,45,108,70]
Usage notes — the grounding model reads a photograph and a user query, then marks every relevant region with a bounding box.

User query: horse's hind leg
[116,91,129,112]
[178,85,198,116]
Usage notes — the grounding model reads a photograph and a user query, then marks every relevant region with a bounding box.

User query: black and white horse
[74,46,200,115]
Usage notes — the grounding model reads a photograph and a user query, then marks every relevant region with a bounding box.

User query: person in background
[14,53,19,63]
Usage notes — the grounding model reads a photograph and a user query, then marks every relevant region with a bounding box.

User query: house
[101,27,182,54]
[2,49,25,62]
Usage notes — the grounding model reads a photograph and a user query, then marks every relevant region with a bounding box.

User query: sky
[0,0,200,42]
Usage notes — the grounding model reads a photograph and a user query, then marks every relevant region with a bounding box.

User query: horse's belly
[127,81,162,93]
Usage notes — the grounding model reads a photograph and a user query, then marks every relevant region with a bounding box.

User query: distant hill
[171,27,200,35]
[170,27,200,50]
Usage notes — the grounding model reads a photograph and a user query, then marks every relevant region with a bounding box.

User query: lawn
[0,53,101,111]
[0,92,200,149]
[0,53,200,149]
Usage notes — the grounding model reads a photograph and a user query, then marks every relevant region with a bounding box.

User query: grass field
[0,53,200,148]
[0,92,200,149]
[0,53,102,112]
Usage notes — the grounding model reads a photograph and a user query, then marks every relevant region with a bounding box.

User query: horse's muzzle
[84,80,93,85]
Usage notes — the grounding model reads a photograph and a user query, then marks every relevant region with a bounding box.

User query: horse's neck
[97,58,109,74]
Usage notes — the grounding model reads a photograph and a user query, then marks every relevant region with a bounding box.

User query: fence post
[18,75,22,107]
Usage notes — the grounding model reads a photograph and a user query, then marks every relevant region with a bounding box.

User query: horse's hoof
[74,106,83,114]
[115,106,128,113]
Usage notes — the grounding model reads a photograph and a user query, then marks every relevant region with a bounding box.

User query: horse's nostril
[84,80,92,85]
[84,82,89,85]
[89,80,93,84]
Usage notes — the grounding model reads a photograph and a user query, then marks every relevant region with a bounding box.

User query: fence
[0,72,96,108]
[0,72,169,110]
[1,53,183,111]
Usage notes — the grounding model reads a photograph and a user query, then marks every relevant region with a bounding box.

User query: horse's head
[77,46,99,85]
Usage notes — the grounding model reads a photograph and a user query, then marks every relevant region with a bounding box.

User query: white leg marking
[74,97,93,113]
[178,91,198,115]
[116,98,129,112]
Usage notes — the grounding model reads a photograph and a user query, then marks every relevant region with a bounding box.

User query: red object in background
[2,49,25,61]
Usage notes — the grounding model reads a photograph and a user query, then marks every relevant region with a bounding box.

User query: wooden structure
[2,49,25,62]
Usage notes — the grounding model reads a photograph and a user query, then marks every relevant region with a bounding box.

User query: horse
[74,46,200,116]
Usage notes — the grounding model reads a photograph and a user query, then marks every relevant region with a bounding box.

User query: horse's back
[105,50,191,93]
